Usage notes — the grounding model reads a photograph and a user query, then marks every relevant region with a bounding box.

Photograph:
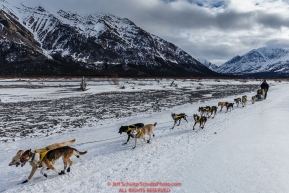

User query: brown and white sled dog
[193,114,207,130]
[8,139,76,183]
[218,102,227,112]
[130,123,157,149]
[234,98,241,107]
[242,95,247,107]
[20,146,87,184]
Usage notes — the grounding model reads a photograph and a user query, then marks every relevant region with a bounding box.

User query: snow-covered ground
[1,78,288,193]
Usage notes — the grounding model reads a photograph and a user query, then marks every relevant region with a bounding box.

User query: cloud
[256,12,289,29]
[7,0,289,65]
[265,39,289,50]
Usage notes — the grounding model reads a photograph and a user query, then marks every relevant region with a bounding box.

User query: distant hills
[199,47,289,77]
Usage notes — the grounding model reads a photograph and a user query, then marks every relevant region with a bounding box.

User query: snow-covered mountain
[216,47,289,77]
[197,58,219,72]
[0,0,219,77]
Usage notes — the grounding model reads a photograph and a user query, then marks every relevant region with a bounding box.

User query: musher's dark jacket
[261,82,269,91]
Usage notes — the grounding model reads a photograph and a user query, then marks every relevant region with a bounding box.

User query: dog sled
[252,89,266,104]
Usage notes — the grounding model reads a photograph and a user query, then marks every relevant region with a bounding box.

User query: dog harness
[173,115,179,120]
[199,107,207,112]
[30,151,49,166]
[207,107,213,112]
[125,125,142,138]
[126,125,136,133]
[194,116,201,123]
[173,114,185,120]
[135,129,142,138]
[38,151,49,166]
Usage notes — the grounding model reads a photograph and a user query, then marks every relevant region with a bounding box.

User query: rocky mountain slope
[197,58,219,72]
[0,0,220,77]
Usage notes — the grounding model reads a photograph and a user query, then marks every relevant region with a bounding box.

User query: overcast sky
[8,0,289,65]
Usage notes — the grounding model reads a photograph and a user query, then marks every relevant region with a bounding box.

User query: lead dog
[193,114,207,130]
[9,138,76,168]
[242,95,247,107]
[20,146,87,183]
[130,123,157,149]
[9,139,76,184]
[171,113,188,129]
[118,123,144,145]
[218,102,227,112]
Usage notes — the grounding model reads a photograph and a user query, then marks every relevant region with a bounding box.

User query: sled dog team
[118,91,267,149]
[193,95,248,129]
[9,90,263,184]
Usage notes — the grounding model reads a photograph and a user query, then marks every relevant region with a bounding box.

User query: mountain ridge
[0,1,221,77]
[198,47,289,77]
[218,47,289,75]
